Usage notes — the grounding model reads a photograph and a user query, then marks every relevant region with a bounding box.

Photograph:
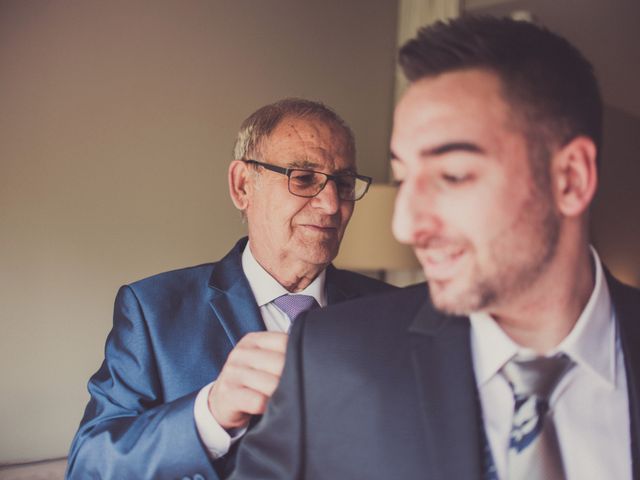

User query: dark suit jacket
[231,274,640,480]
[66,238,392,480]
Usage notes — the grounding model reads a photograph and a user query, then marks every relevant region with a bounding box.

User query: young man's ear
[228,160,252,211]
[551,136,598,217]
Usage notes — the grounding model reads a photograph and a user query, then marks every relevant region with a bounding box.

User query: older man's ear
[229,159,252,211]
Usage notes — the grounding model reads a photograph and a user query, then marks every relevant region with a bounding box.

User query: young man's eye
[441,173,471,184]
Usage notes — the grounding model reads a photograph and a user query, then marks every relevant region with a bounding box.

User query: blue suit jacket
[231,273,640,480]
[66,238,392,480]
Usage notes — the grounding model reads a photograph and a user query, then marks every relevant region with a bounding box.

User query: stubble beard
[428,183,561,317]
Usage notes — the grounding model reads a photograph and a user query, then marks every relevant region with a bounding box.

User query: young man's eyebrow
[389,142,485,163]
[420,142,485,157]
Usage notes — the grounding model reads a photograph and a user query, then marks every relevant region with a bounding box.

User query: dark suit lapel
[608,274,640,479]
[325,265,352,304]
[408,300,485,480]
[325,265,365,304]
[208,238,265,347]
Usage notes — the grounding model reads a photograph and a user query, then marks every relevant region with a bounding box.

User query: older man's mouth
[302,224,338,233]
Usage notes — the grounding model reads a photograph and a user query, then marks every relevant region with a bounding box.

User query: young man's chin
[428,279,481,317]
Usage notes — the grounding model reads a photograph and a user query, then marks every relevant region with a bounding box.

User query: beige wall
[592,106,640,286]
[0,0,398,462]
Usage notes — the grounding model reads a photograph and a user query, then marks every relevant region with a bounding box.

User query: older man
[66,99,392,479]
[231,17,640,480]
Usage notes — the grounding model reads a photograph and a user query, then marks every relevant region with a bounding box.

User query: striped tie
[501,353,574,480]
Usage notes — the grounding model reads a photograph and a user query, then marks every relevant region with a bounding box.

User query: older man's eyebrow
[288,160,319,169]
[288,160,356,174]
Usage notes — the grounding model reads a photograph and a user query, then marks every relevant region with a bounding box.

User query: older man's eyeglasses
[243,160,372,201]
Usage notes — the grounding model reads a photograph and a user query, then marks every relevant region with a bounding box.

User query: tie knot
[501,353,574,400]
[272,294,319,323]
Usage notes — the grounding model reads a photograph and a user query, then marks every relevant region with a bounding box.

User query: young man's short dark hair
[399,16,603,168]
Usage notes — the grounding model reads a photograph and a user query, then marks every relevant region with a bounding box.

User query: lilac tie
[272,294,319,323]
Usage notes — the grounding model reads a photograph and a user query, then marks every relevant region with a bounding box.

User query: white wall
[0,0,398,462]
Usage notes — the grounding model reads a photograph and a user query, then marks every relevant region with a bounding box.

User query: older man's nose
[311,179,340,213]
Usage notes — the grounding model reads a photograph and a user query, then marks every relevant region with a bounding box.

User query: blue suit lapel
[208,238,265,347]
[207,244,369,347]
[608,273,640,480]
[408,300,486,480]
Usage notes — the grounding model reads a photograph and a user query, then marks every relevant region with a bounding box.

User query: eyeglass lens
[288,170,364,200]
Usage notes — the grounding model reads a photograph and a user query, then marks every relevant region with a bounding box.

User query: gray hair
[232,98,356,162]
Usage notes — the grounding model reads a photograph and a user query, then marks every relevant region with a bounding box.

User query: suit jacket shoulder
[129,262,215,294]
[304,281,423,337]
[231,282,487,480]
[325,266,397,303]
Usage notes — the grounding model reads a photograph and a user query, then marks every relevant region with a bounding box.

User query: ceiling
[464,0,640,119]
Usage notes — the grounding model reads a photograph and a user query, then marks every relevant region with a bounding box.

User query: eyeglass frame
[242,159,372,201]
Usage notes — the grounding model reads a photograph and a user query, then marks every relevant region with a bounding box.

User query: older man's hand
[208,331,288,430]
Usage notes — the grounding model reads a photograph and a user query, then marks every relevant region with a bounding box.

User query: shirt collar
[241,240,327,308]
[470,247,615,389]
[554,247,615,388]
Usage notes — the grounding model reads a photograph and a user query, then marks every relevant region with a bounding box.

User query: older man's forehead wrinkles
[289,122,309,160]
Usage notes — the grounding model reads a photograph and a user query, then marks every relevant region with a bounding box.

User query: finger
[226,387,270,416]
[209,384,268,428]
[221,364,282,397]
[238,331,288,352]
[226,347,286,376]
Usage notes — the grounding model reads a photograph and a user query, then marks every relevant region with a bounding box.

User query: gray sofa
[0,458,66,480]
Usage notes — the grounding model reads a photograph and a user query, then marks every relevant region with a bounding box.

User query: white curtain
[387,0,460,287]
[394,0,461,102]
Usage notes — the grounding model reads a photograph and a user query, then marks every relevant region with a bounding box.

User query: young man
[231,17,640,480]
